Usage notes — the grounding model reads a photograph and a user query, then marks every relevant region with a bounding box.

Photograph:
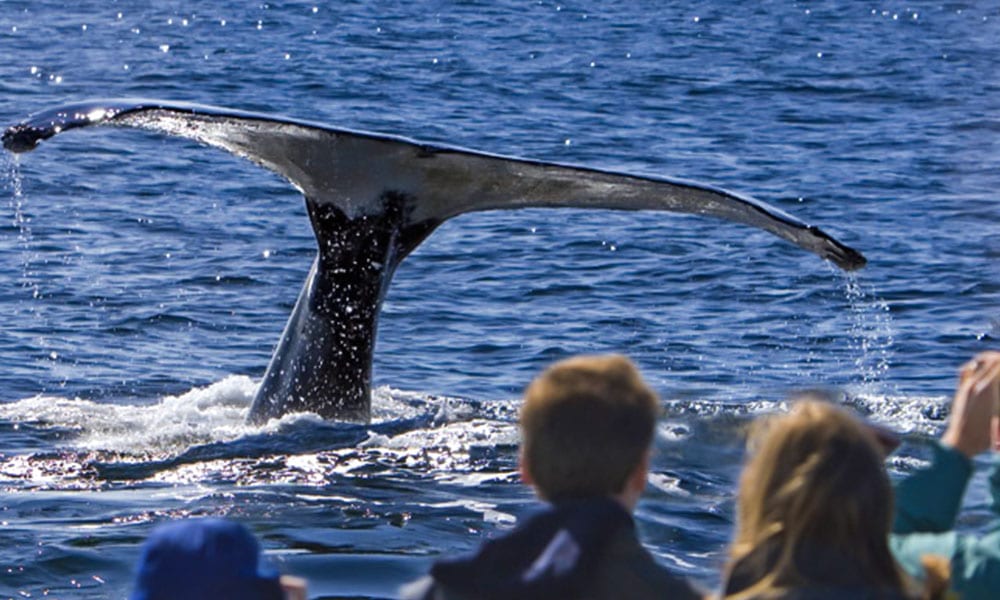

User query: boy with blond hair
[402,354,703,600]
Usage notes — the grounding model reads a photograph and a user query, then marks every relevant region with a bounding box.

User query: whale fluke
[3,99,866,423]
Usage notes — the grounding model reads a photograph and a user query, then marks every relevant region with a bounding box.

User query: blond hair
[520,354,660,501]
[724,398,911,598]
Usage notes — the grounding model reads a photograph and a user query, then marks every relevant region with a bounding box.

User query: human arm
[891,353,1000,600]
[893,352,1000,534]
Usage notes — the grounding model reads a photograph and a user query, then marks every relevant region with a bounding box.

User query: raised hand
[941,351,1000,458]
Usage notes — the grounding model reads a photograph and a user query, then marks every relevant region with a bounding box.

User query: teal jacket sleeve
[890,451,1000,600]
[892,441,973,534]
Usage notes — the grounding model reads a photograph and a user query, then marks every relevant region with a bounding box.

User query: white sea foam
[0,375,266,454]
[0,373,950,474]
[647,472,690,497]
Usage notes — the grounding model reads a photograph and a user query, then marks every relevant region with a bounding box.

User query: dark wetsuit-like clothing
[401,497,702,600]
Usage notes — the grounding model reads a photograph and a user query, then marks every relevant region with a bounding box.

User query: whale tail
[3,99,866,422]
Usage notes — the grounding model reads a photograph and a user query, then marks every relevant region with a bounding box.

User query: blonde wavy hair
[724,398,913,599]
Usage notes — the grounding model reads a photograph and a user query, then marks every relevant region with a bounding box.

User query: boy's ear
[629,449,651,492]
[519,448,535,486]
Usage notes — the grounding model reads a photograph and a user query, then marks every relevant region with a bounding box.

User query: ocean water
[1,1,998,598]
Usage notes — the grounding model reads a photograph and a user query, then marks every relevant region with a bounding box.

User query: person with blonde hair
[401,354,704,600]
[720,398,921,599]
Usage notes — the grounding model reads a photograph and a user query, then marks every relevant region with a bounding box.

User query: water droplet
[564,139,571,145]
[81,24,87,31]
[693,16,700,22]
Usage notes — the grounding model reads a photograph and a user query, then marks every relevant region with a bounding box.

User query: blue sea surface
[1,1,998,598]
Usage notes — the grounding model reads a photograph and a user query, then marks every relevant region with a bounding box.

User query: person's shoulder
[588,525,703,600]
[398,575,467,600]
[742,587,916,600]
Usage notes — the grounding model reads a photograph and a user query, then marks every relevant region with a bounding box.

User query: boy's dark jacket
[400,496,702,600]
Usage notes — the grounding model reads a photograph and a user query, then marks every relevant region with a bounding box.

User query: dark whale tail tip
[827,241,866,271]
[807,225,866,271]
[3,124,44,154]
[841,247,866,271]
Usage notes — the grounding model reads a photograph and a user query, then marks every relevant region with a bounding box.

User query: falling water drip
[843,273,895,392]
[3,152,40,300]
